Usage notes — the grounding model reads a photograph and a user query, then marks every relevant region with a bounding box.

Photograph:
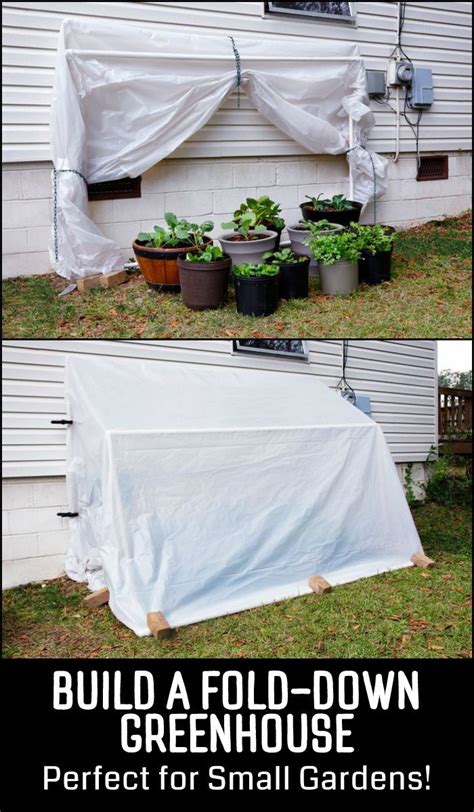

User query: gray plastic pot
[319,259,359,295]
[287,222,344,257]
[217,230,277,267]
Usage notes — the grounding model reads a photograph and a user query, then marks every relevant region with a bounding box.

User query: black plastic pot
[299,200,363,227]
[234,273,280,317]
[358,249,392,285]
[277,258,310,299]
[262,220,284,250]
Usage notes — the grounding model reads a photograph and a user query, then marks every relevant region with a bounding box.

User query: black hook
[51,419,73,425]
[57,512,79,518]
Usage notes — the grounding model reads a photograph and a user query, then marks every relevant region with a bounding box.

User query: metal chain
[346,144,377,224]
[53,168,88,262]
[228,36,241,109]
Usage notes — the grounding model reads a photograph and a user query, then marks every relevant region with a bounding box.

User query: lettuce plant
[307,230,361,265]
[233,263,279,278]
[263,247,307,264]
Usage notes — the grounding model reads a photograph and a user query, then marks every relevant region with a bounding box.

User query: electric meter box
[388,60,413,86]
[407,66,433,108]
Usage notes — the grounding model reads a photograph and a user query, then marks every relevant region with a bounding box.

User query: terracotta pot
[133,237,212,291]
[177,254,231,310]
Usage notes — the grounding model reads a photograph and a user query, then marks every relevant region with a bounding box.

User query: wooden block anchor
[77,270,128,294]
[84,587,110,608]
[309,575,332,595]
[147,611,174,640]
[411,553,435,569]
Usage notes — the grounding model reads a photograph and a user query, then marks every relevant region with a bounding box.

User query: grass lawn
[2,212,471,339]
[2,503,471,659]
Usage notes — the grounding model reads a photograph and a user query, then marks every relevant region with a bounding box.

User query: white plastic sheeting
[50,18,388,279]
[64,355,422,636]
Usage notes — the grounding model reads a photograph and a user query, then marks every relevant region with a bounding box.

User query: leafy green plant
[307,230,361,264]
[304,194,353,211]
[223,195,284,236]
[232,263,279,278]
[248,195,285,230]
[330,194,354,211]
[185,244,225,263]
[187,219,214,249]
[221,209,267,240]
[305,219,344,236]
[262,247,307,264]
[137,212,214,249]
[304,193,332,211]
[351,223,396,255]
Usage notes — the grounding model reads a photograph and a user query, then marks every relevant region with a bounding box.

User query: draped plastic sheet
[50,18,389,279]
[64,356,422,636]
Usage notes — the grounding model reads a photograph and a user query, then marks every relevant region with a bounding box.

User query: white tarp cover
[50,18,389,280]
[64,355,422,637]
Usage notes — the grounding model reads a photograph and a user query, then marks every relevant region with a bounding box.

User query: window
[87,176,142,201]
[416,156,449,182]
[233,340,309,360]
[265,2,356,25]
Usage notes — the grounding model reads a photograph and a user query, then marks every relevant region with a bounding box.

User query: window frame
[264,2,357,26]
[233,339,310,362]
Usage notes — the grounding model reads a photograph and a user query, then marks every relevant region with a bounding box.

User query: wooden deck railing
[438,387,472,454]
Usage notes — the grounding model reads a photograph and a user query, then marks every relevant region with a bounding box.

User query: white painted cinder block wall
[2,464,429,590]
[2,152,472,279]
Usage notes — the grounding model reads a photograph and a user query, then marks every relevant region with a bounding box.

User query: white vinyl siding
[2,1,472,162]
[2,339,437,477]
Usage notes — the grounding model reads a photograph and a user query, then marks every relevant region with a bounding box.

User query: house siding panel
[2,340,437,478]
[2,1,472,162]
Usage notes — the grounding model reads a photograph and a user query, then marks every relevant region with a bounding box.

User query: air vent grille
[416,156,448,182]
[87,176,142,200]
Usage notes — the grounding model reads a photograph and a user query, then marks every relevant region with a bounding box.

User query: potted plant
[233,262,280,316]
[219,207,278,267]
[177,237,231,310]
[287,218,344,257]
[249,195,285,249]
[307,229,361,295]
[300,193,363,227]
[263,247,310,300]
[133,212,212,291]
[351,223,397,285]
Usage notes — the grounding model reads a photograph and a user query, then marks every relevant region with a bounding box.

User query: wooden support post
[308,575,332,595]
[411,553,435,569]
[147,611,173,640]
[84,587,110,608]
